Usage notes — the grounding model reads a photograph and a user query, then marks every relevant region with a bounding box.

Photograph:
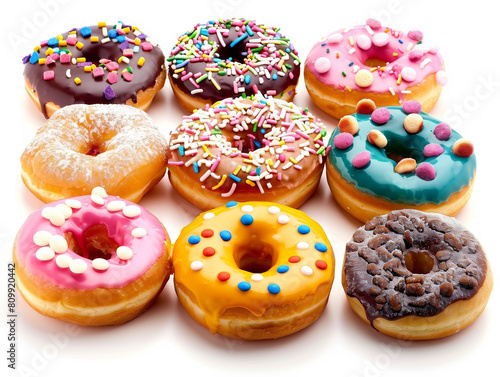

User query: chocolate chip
[373,226,389,234]
[369,286,382,296]
[459,275,478,288]
[376,246,392,262]
[387,221,405,234]
[429,292,441,308]
[428,219,452,233]
[358,248,379,263]
[409,298,426,307]
[383,258,401,271]
[406,275,424,284]
[444,233,462,250]
[389,294,402,311]
[367,263,382,275]
[346,243,358,253]
[365,217,384,231]
[436,250,451,261]
[406,283,425,296]
[457,257,471,268]
[353,230,365,243]
[440,282,454,296]
[368,234,391,249]
[373,276,390,289]
[438,261,453,271]
[404,230,413,247]
[375,294,387,304]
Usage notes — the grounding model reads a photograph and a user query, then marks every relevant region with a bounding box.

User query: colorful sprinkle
[277,265,290,273]
[190,260,204,271]
[352,151,371,169]
[267,283,281,294]
[433,123,452,141]
[300,266,313,276]
[288,256,301,263]
[203,247,216,257]
[423,143,444,157]
[188,235,201,244]
[217,272,230,281]
[315,260,328,270]
[240,214,254,226]
[315,243,328,252]
[333,132,354,149]
[415,162,436,181]
[238,281,251,291]
[371,108,391,124]
[220,230,232,241]
[201,229,214,238]
[297,225,311,234]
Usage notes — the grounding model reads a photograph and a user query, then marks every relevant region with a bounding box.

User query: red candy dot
[288,256,301,263]
[201,229,214,238]
[203,247,216,257]
[217,272,230,281]
[315,260,328,270]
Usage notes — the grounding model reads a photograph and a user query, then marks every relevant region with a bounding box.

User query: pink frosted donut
[12,187,172,326]
[304,19,446,119]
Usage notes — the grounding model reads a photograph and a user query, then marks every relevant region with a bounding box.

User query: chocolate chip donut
[343,209,493,340]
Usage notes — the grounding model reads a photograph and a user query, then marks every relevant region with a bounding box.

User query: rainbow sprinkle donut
[172,201,334,340]
[166,18,301,112]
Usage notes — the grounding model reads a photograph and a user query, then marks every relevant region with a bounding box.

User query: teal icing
[327,107,476,205]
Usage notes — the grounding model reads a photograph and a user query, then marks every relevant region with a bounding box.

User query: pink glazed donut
[12,187,172,326]
[304,19,447,119]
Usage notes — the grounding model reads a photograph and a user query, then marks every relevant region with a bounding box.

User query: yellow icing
[172,202,335,334]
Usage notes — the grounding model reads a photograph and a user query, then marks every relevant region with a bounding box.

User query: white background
[1,1,499,376]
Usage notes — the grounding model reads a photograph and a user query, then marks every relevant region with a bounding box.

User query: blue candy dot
[268,283,280,294]
[80,26,92,37]
[47,37,59,47]
[220,230,232,241]
[277,265,289,274]
[240,214,254,226]
[315,242,328,252]
[108,29,118,39]
[298,225,311,235]
[188,235,201,245]
[226,201,238,208]
[238,281,251,291]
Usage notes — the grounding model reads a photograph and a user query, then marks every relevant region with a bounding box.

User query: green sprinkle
[342,71,346,77]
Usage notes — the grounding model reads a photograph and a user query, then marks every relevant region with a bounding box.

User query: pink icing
[15,194,167,290]
[305,20,445,101]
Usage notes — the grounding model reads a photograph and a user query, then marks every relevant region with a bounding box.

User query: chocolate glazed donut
[22,22,165,118]
[343,209,493,340]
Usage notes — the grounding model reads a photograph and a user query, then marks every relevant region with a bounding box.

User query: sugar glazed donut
[22,21,166,118]
[167,18,300,112]
[172,201,334,339]
[12,187,172,326]
[166,95,328,210]
[304,19,446,119]
[343,209,493,340]
[21,104,168,204]
[326,100,475,223]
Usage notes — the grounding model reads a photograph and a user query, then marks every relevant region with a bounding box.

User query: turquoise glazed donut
[326,99,476,222]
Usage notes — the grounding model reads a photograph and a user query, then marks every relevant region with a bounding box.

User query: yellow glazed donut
[172,201,335,340]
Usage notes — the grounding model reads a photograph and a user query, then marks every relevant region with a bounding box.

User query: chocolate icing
[23,22,165,118]
[344,210,487,323]
[166,19,300,104]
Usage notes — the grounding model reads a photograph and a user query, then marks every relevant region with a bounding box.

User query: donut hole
[233,235,277,273]
[85,145,101,156]
[65,224,118,260]
[384,138,425,164]
[362,50,399,68]
[404,250,435,274]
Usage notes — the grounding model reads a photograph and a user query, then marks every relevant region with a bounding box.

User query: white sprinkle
[92,258,109,271]
[268,206,281,214]
[131,228,148,238]
[65,69,71,78]
[33,231,52,246]
[49,235,68,254]
[36,247,55,261]
[420,58,432,68]
[251,274,264,281]
[301,266,314,276]
[65,199,82,209]
[203,212,215,220]
[297,241,310,249]
[55,204,72,219]
[190,260,203,271]
[241,205,254,213]
[123,205,141,218]
[117,246,133,260]
[55,254,72,268]
[92,186,108,198]
[91,194,105,205]
[106,200,127,212]
[69,259,87,274]
[277,214,289,224]
[388,86,396,96]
